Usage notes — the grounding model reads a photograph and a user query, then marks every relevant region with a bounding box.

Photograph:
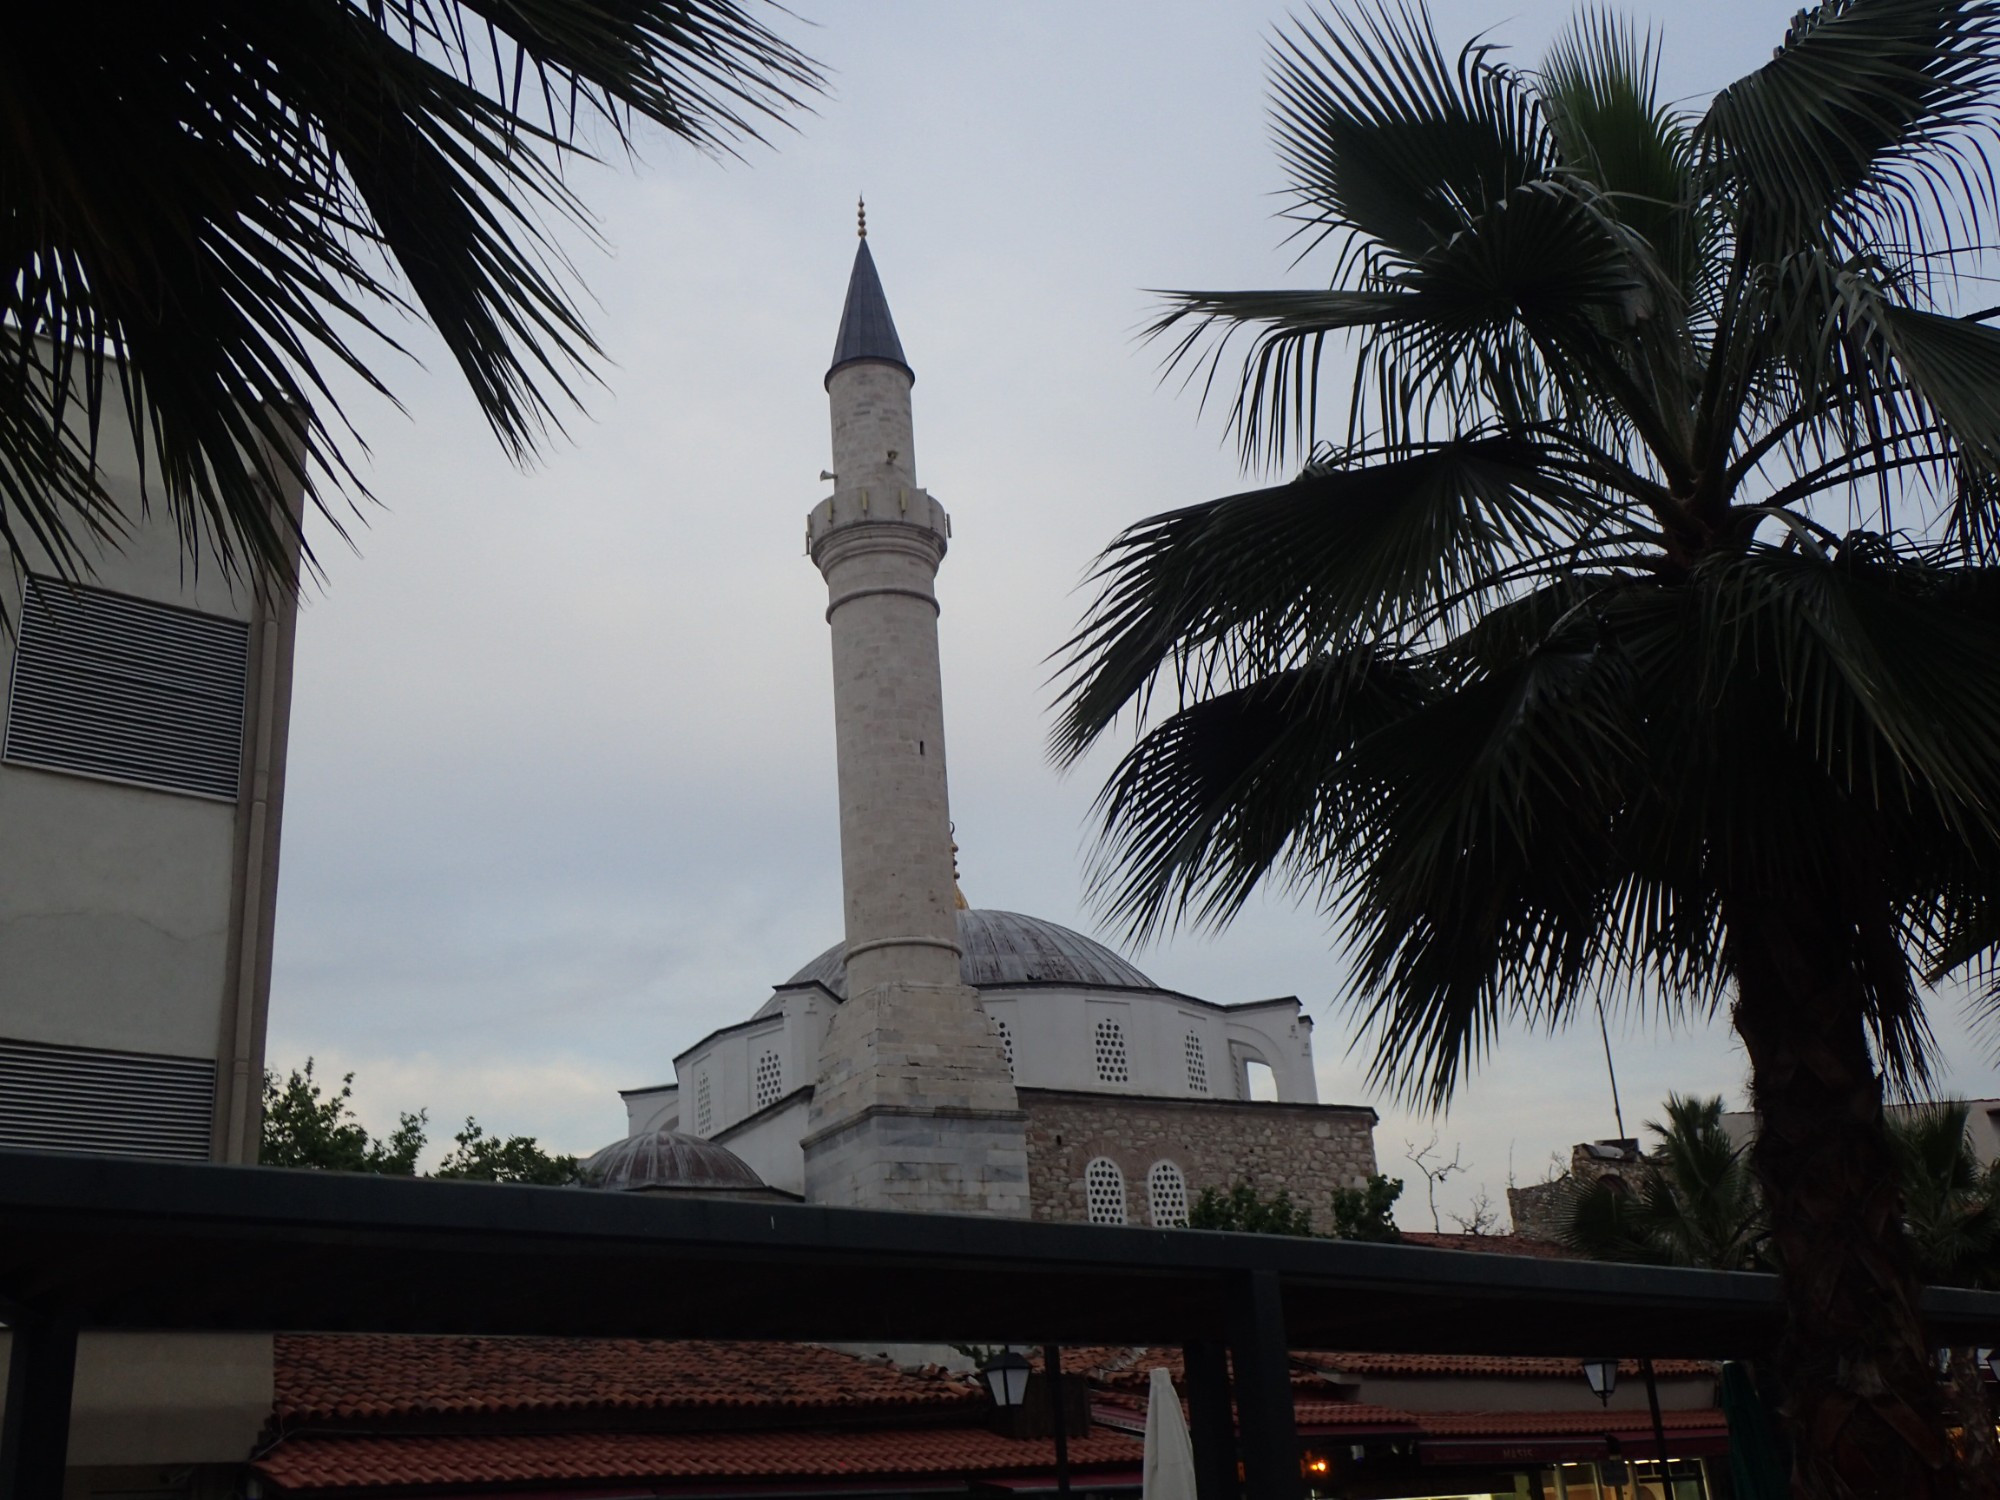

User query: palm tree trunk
[1725,891,1955,1499]
[1947,1349,2000,1499]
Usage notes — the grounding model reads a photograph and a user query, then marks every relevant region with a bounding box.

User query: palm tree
[1054,2,2000,1492]
[1892,1103,2000,1486]
[1564,1095,1767,1271]
[2,1,819,604]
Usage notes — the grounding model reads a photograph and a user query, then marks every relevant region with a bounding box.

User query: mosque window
[754,1051,782,1110]
[1148,1161,1190,1227]
[1085,1158,1128,1225]
[695,1073,713,1136]
[994,1017,1014,1076]
[1184,1032,1209,1094]
[1093,1019,1129,1085]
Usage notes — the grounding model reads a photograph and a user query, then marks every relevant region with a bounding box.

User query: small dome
[582,1130,766,1193]
[785,908,1158,998]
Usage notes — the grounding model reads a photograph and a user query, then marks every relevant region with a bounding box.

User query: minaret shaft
[800,233,1025,1217]
[815,364,957,994]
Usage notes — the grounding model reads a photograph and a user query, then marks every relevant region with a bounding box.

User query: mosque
[586,219,1379,1228]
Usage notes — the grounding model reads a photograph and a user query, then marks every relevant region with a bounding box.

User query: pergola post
[1182,1338,1238,1500]
[0,1312,77,1500]
[1227,1271,1300,1500]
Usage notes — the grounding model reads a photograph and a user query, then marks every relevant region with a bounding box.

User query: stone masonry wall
[1019,1088,1377,1234]
[1505,1140,1641,1241]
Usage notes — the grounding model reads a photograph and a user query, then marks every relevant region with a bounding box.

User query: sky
[266,0,2000,1227]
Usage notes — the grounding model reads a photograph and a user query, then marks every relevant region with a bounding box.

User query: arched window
[1184,1032,1209,1094]
[994,1018,1014,1076]
[1093,1018,1129,1085]
[1148,1161,1190,1227]
[1085,1158,1128,1224]
[695,1072,713,1136]
[754,1050,782,1110]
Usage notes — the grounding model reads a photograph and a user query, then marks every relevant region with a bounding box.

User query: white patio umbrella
[1142,1364,1199,1500]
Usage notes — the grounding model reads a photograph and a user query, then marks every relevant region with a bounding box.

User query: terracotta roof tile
[1419,1408,1726,1437]
[1062,1346,1712,1387]
[1399,1232,1576,1259]
[256,1426,1143,1492]
[1294,1352,1714,1379]
[1289,1402,1420,1429]
[274,1336,978,1424]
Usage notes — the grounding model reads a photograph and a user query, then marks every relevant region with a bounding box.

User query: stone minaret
[800,210,1026,1216]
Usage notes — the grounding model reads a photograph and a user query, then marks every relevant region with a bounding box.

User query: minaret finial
[857,195,867,239]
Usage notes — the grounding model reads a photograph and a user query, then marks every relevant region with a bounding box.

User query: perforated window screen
[1092,1018,1129,1085]
[695,1073,713,1135]
[1148,1161,1190,1227]
[994,1017,1014,1075]
[4,577,249,800]
[0,1038,214,1159]
[754,1051,782,1110]
[1085,1158,1128,1225]
[1184,1031,1209,1094]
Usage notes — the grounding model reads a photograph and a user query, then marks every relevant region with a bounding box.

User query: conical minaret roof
[826,229,912,389]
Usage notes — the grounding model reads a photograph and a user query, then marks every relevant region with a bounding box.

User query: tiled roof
[1294,1352,1715,1379]
[274,1336,980,1424]
[1420,1408,1727,1437]
[1400,1232,1575,1259]
[1287,1402,1420,1430]
[1058,1346,1712,1387]
[256,1426,1144,1492]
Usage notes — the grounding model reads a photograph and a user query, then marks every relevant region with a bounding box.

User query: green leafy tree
[1330,1173,1405,1242]
[261,1060,575,1184]
[1188,1181,1318,1236]
[433,1118,579,1185]
[1055,3,2000,1489]
[1564,1096,1767,1270]
[260,1060,427,1175]
[2,1,820,606]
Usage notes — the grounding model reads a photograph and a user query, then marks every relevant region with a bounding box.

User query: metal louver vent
[0,1038,215,1159]
[4,577,249,800]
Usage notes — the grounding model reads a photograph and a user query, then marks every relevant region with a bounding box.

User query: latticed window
[1092,1018,1129,1084]
[1184,1032,1209,1094]
[994,1018,1014,1076]
[695,1073,713,1136]
[1085,1158,1128,1224]
[1148,1161,1190,1227]
[754,1051,782,1110]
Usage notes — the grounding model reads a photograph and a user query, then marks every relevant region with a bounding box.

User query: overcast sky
[267,0,2000,1226]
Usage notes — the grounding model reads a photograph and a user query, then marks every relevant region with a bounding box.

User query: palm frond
[1083,652,1427,942]
[0,0,821,605]
[1698,0,2000,268]
[1051,435,1627,766]
[1539,12,1701,304]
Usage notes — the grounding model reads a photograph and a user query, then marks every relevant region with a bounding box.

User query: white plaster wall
[979,988,1317,1102]
[1223,1003,1318,1102]
[622,1085,678,1136]
[718,1094,811,1195]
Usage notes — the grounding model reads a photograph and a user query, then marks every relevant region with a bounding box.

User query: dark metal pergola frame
[3,1150,1997,1500]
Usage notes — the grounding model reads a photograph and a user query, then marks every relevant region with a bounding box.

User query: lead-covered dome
[785,908,1157,997]
[582,1130,767,1193]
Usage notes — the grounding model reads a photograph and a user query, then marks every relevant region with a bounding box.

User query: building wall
[0,376,299,1165]
[1020,1088,1378,1231]
[983,989,1316,1103]
[0,1331,274,1466]
[661,982,1321,1153]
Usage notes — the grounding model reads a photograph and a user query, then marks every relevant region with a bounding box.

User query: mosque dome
[785,908,1159,997]
[581,1129,767,1193]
